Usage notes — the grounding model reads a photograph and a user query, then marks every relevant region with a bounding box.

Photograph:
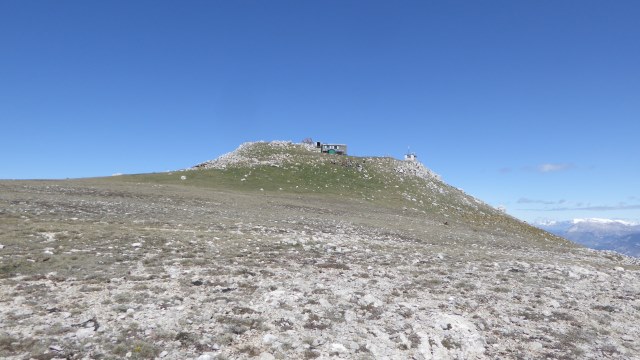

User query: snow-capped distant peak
[537,217,640,257]
[572,218,638,226]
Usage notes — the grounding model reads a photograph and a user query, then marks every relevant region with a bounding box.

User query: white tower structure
[404,146,417,161]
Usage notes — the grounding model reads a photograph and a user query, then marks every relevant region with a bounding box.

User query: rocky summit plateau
[1,141,639,360]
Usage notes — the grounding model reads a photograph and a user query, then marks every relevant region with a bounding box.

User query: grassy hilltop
[116,141,561,246]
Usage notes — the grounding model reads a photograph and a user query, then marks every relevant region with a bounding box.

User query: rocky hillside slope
[1,141,639,359]
[190,141,546,239]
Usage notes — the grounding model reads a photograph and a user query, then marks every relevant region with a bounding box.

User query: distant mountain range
[536,218,640,257]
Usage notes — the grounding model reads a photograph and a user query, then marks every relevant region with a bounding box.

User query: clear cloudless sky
[1,1,639,223]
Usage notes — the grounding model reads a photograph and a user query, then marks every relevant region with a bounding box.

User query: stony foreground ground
[1,179,639,359]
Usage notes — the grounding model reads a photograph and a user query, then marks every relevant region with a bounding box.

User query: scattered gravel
[1,142,639,359]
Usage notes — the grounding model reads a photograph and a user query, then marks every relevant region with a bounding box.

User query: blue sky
[1,1,639,223]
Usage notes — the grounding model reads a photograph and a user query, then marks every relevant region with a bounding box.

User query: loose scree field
[1,142,639,359]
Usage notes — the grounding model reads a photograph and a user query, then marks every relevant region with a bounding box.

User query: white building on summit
[404,152,417,161]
